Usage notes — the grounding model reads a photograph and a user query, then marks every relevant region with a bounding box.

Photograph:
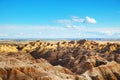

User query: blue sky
[0,0,120,39]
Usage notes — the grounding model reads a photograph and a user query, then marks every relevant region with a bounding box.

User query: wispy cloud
[71,16,79,19]
[0,25,68,38]
[86,27,120,37]
[19,32,24,35]
[65,25,84,30]
[65,24,120,37]
[0,24,120,38]
[56,20,71,24]
[56,16,96,24]
[15,32,24,37]
[0,33,8,37]
[72,18,85,23]
[98,29,120,36]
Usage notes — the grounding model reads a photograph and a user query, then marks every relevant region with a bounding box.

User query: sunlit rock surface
[0,40,120,80]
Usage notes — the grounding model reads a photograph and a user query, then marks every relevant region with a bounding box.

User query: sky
[0,0,120,39]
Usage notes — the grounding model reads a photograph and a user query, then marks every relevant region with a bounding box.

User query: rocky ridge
[0,40,120,80]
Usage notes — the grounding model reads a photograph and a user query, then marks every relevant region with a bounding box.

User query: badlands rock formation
[0,40,120,80]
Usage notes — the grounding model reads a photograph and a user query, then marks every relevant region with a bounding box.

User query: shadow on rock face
[0,40,120,80]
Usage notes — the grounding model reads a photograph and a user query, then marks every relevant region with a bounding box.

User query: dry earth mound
[0,40,120,80]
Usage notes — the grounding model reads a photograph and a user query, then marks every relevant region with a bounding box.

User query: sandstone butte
[0,39,120,80]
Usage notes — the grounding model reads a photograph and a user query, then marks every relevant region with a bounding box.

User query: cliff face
[0,40,120,80]
[0,54,77,80]
[83,61,120,80]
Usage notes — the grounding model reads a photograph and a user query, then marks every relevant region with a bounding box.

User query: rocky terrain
[0,40,120,80]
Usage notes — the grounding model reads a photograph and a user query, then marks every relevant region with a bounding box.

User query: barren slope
[0,40,120,80]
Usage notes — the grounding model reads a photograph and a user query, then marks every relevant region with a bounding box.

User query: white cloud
[66,25,72,28]
[100,31,113,36]
[56,16,96,25]
[0,25,67,38]
[71,16,85,22]
[15,33,24,37]
[65,24,120,37]
[65,25,86,31]
[56,19,71,24]
[71,16,97,24]
[0,33,8,37]
[71,16,79,19]
[83,27,120,37]
[72,18,85,22]
[72,25,81,30]
[0,25,66,31]
[0,24,120,38]
[85,16,96,24]
[19,32,24,35]
[98,29,120,36]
